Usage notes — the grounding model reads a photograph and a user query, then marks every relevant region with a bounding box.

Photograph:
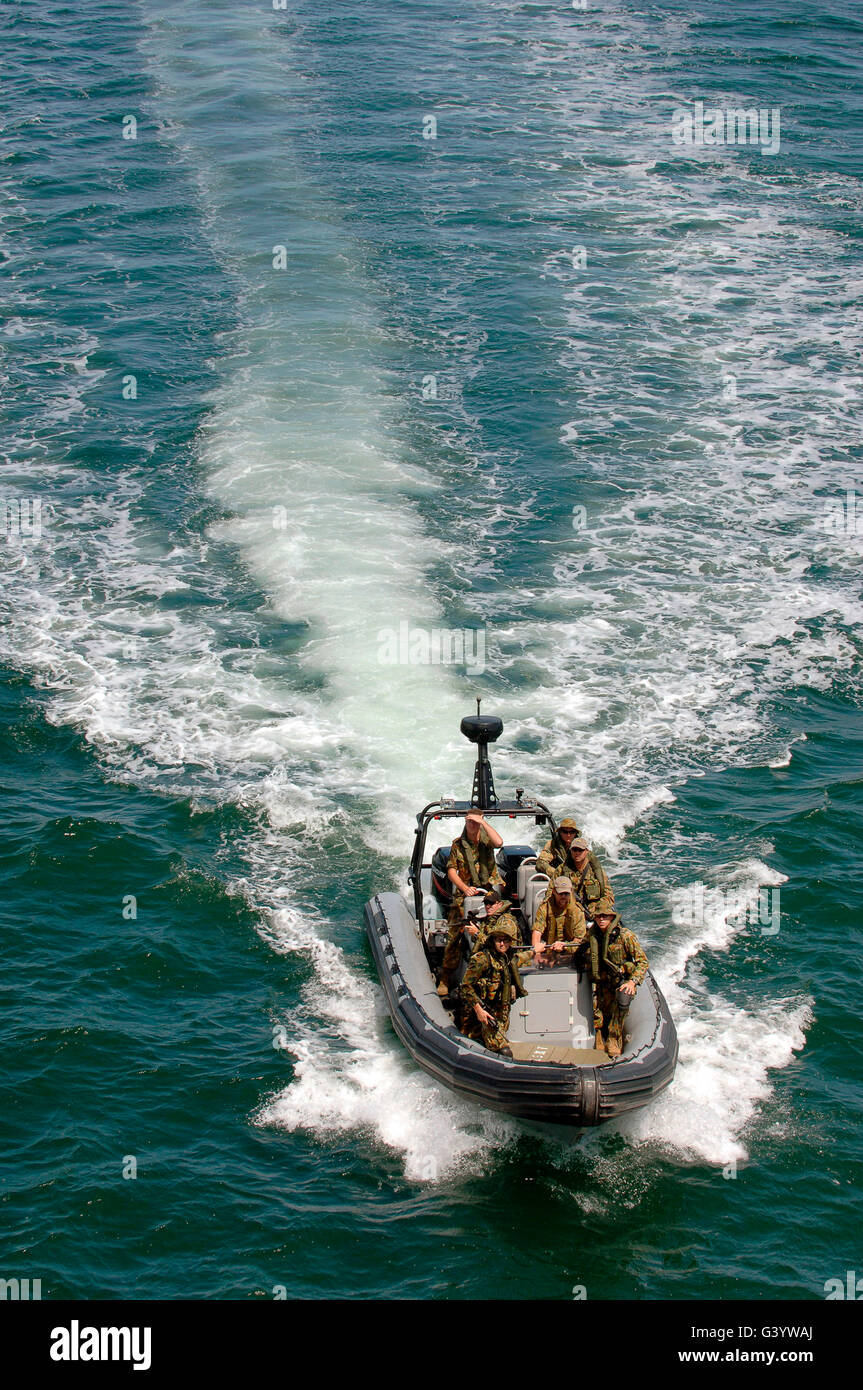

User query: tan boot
[437,975,452,998]
[594,1030,606,1053]
[605,1037,622,1059]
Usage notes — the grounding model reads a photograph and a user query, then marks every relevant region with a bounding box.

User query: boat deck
[509,1041,612,1065]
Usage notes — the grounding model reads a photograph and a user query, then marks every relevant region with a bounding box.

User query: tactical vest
[570,853,609,902]
[461,948,525,1017]
[458,828,497,887]
[587,921,626,984]
[538,898,581,944]
[486,955,511,1010]
[460,951,511,1017]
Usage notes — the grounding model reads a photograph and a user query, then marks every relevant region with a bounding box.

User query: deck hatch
[522,988,572,1034]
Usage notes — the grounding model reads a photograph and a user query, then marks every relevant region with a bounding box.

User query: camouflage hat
[488,919,518,945]
[570,836,590,851]
[552,876,573,894]
[593,898,615,917]
[559,817,580,832]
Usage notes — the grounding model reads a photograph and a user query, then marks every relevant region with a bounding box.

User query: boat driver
[437,811,503,997]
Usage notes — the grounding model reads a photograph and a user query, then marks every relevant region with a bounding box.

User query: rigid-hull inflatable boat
[363,710,677,1126]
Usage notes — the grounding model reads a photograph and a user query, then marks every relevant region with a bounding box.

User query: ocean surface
[1,0,861,1300]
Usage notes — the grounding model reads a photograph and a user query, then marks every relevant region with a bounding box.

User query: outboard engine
[495,844,538,903]
[431,845,453,904]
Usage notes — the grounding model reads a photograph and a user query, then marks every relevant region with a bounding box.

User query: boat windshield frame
[408,798,558,945]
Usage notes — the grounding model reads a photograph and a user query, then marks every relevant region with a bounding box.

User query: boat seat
[515,856,538,905]
[463,895,487,918]
[523,872,551,929]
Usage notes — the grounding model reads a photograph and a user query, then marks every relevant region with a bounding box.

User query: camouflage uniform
[474,908,522,953]
[533,893,587,946]
[441,827,503,977]
[535,818,581,881]
[559,852,614,921]
[588,916,648,1053]
[457,923,525,1055]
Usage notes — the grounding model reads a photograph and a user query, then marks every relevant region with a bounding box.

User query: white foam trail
[662,859,788,983]
[133,1,513,1169]
[3,0,839,1177]
[0,2,492,1181]
[618,997,812,1166]
[618,859,810,1165]
[138,3,471,825]
[255,903,517,1180]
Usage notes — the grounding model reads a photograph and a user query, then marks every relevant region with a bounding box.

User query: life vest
[457,828,497,887]
[587,916,624,984]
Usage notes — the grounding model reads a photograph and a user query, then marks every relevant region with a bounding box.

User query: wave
[3,0,846,1177]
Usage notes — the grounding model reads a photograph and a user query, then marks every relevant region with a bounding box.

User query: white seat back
[516,857,538,906]
[464,895,487,917]
[524,872,551,929]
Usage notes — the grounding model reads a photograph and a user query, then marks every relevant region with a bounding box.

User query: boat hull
[364,891,678,1127]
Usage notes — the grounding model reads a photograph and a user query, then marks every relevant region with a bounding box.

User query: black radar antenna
[460,697,503,810]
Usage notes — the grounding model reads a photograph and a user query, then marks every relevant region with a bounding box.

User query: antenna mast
[460,699,502,810]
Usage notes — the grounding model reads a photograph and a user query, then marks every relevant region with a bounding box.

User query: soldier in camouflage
[457,917,525,1056]
[554,836,614,921]
[587,899,648,1058]
[531,876,587,961]
[535,816,581,881]
[438,889,519,997]
[437,811,504,996]
[473,889,521,951]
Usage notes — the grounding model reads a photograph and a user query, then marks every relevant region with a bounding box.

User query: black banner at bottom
[0,1296,855,1376]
